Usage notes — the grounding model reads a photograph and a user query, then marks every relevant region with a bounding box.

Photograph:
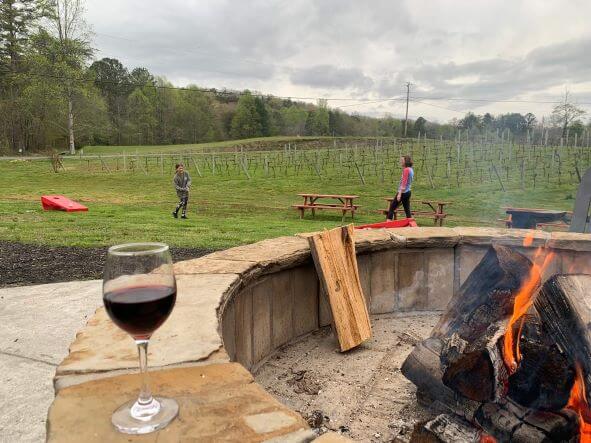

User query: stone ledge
[54,348,230,392]
[351,228,406,253]
[47,363,308,442]
[174,257,258,276]
[453,227,551,247]
[55,273,239,387]
[547,231,591,252]
[394,227,460,248]
[206,236,312,273]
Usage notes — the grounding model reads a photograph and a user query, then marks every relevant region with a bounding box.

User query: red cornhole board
[355,218,418,230]
[41,195,88,212]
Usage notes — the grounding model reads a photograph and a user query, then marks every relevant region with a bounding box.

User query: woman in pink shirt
[387,155,414,220]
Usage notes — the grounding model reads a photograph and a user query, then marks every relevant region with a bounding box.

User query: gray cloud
[86,0,591,120]
[290,65,373,91]
[379,37,591,117]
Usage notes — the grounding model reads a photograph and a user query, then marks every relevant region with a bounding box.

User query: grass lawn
[0,157,578,250]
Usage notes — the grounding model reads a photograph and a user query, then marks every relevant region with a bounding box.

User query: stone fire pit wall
[47,227,591,442]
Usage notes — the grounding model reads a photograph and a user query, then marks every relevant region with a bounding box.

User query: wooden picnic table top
[421,200,451,205]
[383,198,451,206]
[298,193,359,199]
[504,207,568,215]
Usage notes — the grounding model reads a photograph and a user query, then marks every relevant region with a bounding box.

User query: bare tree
[551,90,586,139]
[47,0,91,154]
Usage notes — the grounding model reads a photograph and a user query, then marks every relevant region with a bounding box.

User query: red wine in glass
[103,243,179,435]
[104,285,176,340]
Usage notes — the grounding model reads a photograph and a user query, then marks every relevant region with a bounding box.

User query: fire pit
[46,228,591,442]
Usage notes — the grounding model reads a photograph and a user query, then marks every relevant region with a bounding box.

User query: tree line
[0,1,588,154]
[0,0,412,153]
[453,93,588,144]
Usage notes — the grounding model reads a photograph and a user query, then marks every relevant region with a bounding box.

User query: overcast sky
[86,0,591,123]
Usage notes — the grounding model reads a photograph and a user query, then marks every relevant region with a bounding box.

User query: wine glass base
[111,397,179,435]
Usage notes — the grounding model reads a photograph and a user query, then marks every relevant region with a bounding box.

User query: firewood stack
[402,244,591,442]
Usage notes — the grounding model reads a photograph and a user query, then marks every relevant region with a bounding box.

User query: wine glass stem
[136,339,153,405]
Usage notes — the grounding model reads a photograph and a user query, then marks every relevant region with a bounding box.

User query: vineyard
[0,136,585,249]
[37,137,591,191]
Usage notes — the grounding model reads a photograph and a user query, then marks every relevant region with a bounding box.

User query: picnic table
[502,207,571,229]
[378,199,450,226]
[292,193,360,221]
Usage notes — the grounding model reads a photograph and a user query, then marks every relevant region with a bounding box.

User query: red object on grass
[355,218,417,230]
[41,195,88,212]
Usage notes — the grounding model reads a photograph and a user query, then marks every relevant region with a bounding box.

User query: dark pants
[174,195,188,216]
[387,191,411,220]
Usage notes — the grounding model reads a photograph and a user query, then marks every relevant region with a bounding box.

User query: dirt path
[0,241,214,287]
[254,312,440,442]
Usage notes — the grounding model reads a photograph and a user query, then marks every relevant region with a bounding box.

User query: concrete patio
[0,280,102,442]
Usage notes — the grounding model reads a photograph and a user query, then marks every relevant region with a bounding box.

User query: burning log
[534,273,591,440]
[506,313,574,411]
[433,244,537,402]
[433,244,534,338]
[403,245,533,404]
[534,274,591,401]
[402,245,580,441]
[411,414,480,443]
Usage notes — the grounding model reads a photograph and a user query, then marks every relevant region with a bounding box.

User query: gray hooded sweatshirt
[173,171,192,198]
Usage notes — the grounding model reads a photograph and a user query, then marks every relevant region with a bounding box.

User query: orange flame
[479,433,497,443]
[567,261,578,274]
[502,236,555,374]
[523,233,535,247]
[567,364,591,442]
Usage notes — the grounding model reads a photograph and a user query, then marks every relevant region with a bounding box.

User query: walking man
[172,163,191,219]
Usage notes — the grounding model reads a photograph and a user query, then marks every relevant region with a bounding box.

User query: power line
[16,71,399,102]
[410,99,467,114]
[334,97,405,108]
[12,71,591,110]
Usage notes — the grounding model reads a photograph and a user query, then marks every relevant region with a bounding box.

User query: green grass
[0,157,578,249]
[82,136,333,155]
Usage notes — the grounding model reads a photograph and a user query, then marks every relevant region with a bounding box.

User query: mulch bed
[0,241,215,287]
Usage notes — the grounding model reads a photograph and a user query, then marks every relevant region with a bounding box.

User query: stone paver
[0,280,103,442]
[47,364,308,442]
[244,411,298,434]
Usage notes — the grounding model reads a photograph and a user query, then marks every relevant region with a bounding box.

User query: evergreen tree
[230,91,261,139]
[89,58,131,144]
[254,96,270,136]
[0,0,45,152]
[0,0,40,73]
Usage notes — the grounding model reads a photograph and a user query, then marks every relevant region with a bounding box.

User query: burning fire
[479,433,497,443]
[567,364,591,442]
[503,234,555,374]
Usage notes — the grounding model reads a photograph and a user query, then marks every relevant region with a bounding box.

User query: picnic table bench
[501,207,572,230]
[377,200,450,226]
[292,193,360,221]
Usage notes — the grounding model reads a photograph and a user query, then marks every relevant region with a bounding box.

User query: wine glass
[103,242,179,434]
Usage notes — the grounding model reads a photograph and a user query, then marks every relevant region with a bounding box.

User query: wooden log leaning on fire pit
[534,274,591,402]
[308,224,372,351]
[402,245,579,442]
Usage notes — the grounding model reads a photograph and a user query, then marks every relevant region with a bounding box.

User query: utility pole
[404,82,411,137]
